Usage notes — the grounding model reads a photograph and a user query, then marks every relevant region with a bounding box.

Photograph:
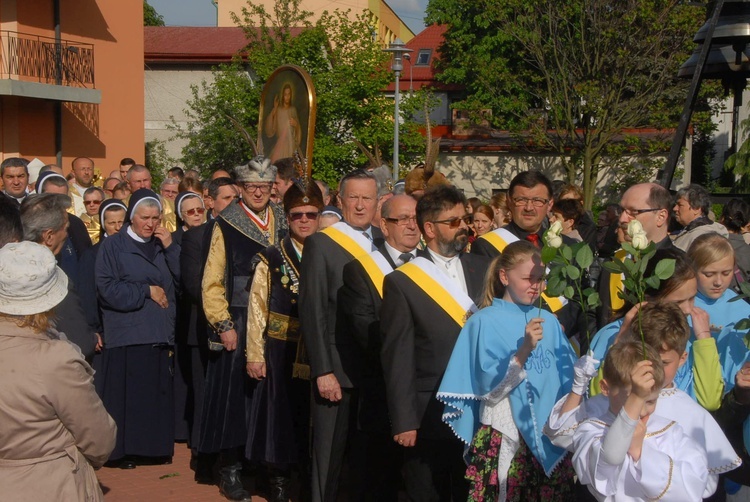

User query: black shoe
[119,459,137,470]
[268,474,291,502]
[219,463,250,501]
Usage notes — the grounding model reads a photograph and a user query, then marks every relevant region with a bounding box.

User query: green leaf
[737,318,750,331]
[602,261,624,274]
[566,264,581,280]
[541,245,557,264]
[654,258,676,280]
[564,285,575,299]
[622,243,637,256]
[645,276,660,290]
[744,331,750,350]
[546,275,561,291]
[546,281,566,297]
[583,287,595,297]
[575,245,594,269]
[587,292,601,307]
[561,246,573,261]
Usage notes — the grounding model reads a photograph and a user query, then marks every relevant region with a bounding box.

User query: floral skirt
[466,425,575,502]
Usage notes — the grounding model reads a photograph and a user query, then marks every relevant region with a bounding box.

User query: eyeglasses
[289,211,320,221]
[618,206,661,218]
[512,197,549,207]
[432,215,473,228]
[384,216,417,226]
[84,199,103,206]
[242,183,272,194]
[183,207,206,217]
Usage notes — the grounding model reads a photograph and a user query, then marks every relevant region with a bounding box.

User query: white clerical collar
[126,225,150,243]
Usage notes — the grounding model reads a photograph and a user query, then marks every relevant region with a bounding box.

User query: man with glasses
[338,194,421,500]
[299,168,383,502]
[380,185,489,501]
[80,187,105,244]
[596,182,675,328]
[200,156,287,501]
[472,171,579,338]
[245,180,324,502]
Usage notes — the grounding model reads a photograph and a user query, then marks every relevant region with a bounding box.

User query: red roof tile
[144,26,304,63]
[385,24,460,92]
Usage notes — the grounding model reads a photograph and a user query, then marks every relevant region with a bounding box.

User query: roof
[144,26,303,64]
[385,24,461,92]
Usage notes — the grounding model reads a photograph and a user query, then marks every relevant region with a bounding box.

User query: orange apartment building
[0,0,144,177]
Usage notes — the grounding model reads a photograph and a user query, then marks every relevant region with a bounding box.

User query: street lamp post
[383,38,412,183]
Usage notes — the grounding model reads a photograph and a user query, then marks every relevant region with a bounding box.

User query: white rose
[547,234,564,248]
[631,232,649,250]
[627,219,644,238]
[549,220,563,236]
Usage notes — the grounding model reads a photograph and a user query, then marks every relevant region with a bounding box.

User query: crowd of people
[3,152,750,502]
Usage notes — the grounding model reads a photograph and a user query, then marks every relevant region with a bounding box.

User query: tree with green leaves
[427,0,720,208]
[144,1,165,27]
[172,0,425,184]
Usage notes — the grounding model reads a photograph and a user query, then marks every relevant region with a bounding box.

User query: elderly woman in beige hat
[0,241,116,501]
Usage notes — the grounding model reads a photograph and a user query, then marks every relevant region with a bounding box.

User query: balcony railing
[0,31,95,88]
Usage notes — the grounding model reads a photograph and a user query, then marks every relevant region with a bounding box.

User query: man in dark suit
[178,177,238,483]
[380,185,490,502]
[339,194,420,501]
[299,169,383,502]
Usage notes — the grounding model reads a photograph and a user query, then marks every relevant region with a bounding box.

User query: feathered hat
[225,114,277,183]
[283,152,324,211]
[354,139,393,197]
[404,103,449,195]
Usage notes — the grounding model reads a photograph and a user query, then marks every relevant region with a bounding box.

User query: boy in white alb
[545,303,740,497]
[572,341,708,501]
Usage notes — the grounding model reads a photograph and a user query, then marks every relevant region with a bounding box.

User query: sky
[147,0,429,35]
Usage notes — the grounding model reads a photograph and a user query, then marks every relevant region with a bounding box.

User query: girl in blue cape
[437,241,577,501]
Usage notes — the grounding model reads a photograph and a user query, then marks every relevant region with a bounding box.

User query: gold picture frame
[258,64,317,178]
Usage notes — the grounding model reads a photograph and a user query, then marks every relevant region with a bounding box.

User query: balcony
[0,30,101,104]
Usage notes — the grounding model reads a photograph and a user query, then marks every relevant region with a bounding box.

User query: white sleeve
[601,408,637,466]
[483,355,526,405]
[627,430,708,502]
[572,420,623,499]
[545,395,586,450]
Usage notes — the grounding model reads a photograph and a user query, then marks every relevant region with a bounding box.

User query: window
[415,49,431,66]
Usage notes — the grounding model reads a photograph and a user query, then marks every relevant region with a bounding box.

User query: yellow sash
[357,251,393,298]
[479,229,565,312]
[609,249,627,311]
[398,259,476,327]
[322,224,372,260]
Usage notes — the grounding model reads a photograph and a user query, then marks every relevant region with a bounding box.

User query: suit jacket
[299,225,383,389]
[380,252,490,438]
[339,246,399,431]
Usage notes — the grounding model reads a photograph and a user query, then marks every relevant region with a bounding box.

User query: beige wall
[216,0,413,42]
[0,0,144,177]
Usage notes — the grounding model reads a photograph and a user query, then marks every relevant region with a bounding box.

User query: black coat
[379,252,489,439]
[299,226,383,388]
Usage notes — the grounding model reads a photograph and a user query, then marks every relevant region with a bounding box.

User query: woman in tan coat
[0,241,116,501]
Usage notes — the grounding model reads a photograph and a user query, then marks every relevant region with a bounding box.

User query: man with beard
[596,182,675,328]
[380,185,489,501]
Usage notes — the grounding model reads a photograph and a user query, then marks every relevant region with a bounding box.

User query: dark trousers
[310,387,355,502]
[402,436,468,502]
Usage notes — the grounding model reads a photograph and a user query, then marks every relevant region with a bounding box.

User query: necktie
[399,252,413,265]
[525,233,540,248]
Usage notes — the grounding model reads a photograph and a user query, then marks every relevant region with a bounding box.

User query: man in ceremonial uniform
[338,194,420,501]
[201,157,286,501]
[471,171,579,338]
[245,179,324,502]
[299,169,383,502]
[380,185,489,501]
[596,182,674,327]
